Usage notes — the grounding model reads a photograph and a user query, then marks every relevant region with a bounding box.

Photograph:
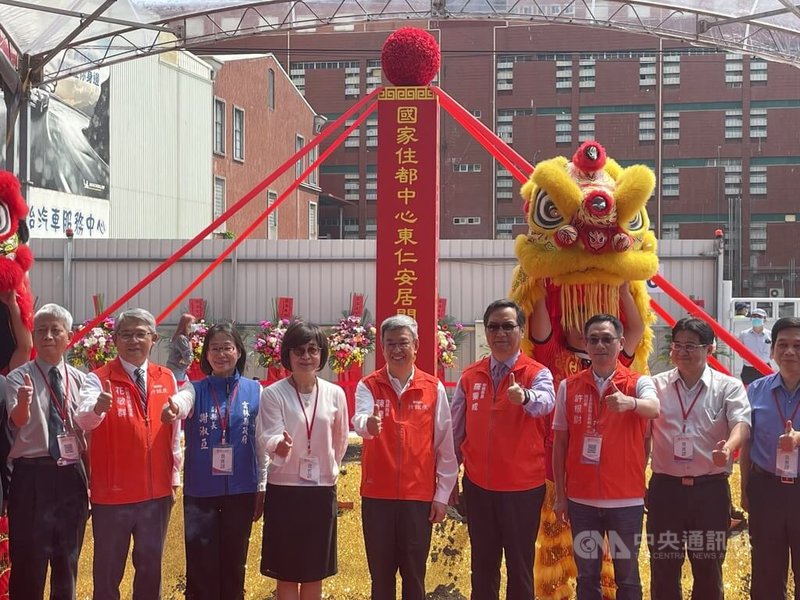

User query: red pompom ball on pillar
[381,27,440,86]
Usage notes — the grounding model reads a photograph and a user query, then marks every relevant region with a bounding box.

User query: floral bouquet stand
[253,319,292,384]
[328,315,376,422]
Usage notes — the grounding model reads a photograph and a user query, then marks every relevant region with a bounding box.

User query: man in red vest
[553,313,660,600]
[353,314,457,600]
[451,298,555,600]
[76,308,181,599]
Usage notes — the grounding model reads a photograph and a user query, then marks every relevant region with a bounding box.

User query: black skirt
[260,483,338,583]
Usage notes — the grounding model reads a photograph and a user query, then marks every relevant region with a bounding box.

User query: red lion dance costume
[510,141,658,599]
[0,170,35,597]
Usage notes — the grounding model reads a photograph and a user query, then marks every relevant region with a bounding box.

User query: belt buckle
[780,475,796,484]
[681,477,694,487]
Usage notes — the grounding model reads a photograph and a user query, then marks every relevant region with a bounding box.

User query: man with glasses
[451,299,555,600]
[740,317,800,598]
[648,317,750,600]
[352,314,457,600]
[6,304,88,598]
[76,308,182,599]
[553,314,659,600]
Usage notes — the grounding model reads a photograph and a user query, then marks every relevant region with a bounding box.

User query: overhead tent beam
[0,0,178,33]
[776,0,800,20]
[697,4,797,32]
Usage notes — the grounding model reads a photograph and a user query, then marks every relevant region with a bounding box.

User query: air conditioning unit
[769,287,783,298]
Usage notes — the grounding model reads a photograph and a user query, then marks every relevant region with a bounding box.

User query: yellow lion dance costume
[509,140,658,599]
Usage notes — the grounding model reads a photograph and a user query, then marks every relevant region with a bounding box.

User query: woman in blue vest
[162,322,265,600]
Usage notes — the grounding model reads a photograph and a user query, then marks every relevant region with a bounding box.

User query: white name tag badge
[57,433,80,463]
[582,435,602,464]
[673,434,694,462]
[300,455,320,483]
[212,444,234,475]
[776,446,799,478]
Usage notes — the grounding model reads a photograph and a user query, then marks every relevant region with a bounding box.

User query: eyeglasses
[670,342,708,353]
[384,341,412,351]
[486,323,519,333]
[586,336,620,346]
[208,345,238,354]
[117,331,152,342]
[290,346,321,357]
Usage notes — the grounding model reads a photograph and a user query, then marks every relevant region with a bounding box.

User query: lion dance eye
[533,190,563,229]
[627,210,644,231]
[0,205,9,237]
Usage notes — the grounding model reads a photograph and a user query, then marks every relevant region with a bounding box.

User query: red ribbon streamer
[69,87,384,347]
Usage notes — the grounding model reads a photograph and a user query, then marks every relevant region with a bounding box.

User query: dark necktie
[134,367,148,415]
[492,363,508,388]
[48,367,66,460]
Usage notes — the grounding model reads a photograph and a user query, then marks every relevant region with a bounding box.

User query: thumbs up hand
[276,431,293,458]
[17,373,33,406]
[711,440,731,467]
[778,420,798,452]
[605,381,634,413]
[94,380,113,416]
[161,395,180,424]
[367,404,383,437]
[507,372,526,405]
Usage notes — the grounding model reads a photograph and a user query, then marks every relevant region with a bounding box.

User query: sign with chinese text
[188,298,206,320]
[26,187,109,239]
[351,293,365,317]
[376,87,440,373]
[277,297,294,320]
[437,298,447,321]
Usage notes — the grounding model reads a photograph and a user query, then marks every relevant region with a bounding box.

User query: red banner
[376,87,440,373]
[277,297,294,320]
[437,298,447,321]
[188,298,206,320]
[351,293,365,317]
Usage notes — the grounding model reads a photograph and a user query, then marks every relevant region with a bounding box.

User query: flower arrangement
[437,318,465,369]
[69,316,117,369]
[188,319,208,363]
[252,319,292,369]
[327,315,377,374]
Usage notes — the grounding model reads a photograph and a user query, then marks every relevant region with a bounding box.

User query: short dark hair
[584,313,624,337]
[280,322,329,371]
[771,317,800,347]
[483,299,525,328]
[672,317,714,346]
[199,323,247,376]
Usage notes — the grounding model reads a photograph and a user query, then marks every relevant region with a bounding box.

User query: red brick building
[208,21,800,296]
[209,55,322,239]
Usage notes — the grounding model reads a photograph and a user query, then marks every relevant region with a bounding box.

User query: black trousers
[91,496,173,600]
[741,366,764,385]
[646,473,730,600]
[8,459,88,600]
[361,497,432,600]
[183,493,256,600]
[747,468,800,599]
[462,475,545,600]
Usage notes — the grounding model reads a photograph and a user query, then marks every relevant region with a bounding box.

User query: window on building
[344,119,360,148]
[496,57,514,91]
[365,171,377,201]
[308,202,318,239]
[639,55,656,87]
[213,176,225,220]
[750,222,767,252]
[471,109,482,118]
[661,222,680,239]
[366,60,382,93]
[295,134,305,177]
[268,68,275,110]
[365,218,377,240]
[213,98,225,155]
[453,163,482,172]
[344,64,360,99]
[750,57,768,83]
[267,190,278,239]
[453,216,482,225]
[578,113,595,141]
[724,110,743,139]
[496,166,513,200]
[750,108,767,139]
[725,53,743,87]
[639,112,656,141]
[233,106,245,161]
[662,53,681,85]
[578,58,596,89]
[663,112,680,141]
[750,165,767,196]
[344,173,360,201]
[724,163,742,196]
[496,216,526,239]
[308,146,318,186]
[662,167,679,196]
[556,113,572,144]
[365,117,378,147]
[343,217,359,239]
[556,59,572,90]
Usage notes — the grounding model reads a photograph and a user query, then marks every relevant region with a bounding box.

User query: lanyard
[209,381,239,442]
[34,362,70,424]
[292,378,319,454]
[587,383,608,434]
[674,381,704,433]
[772,388,800,430]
